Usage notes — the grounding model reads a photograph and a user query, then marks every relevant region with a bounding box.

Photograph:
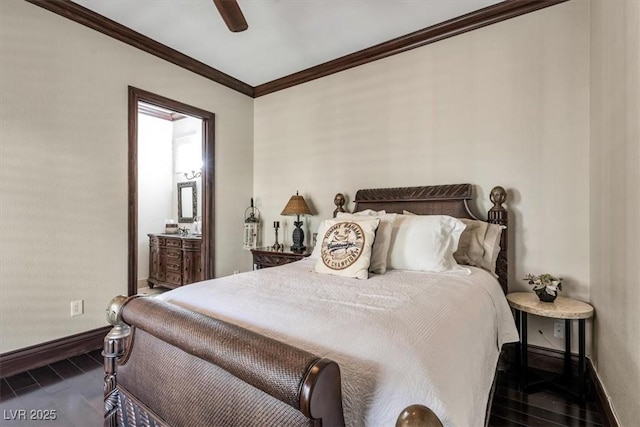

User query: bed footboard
[103,295,344,427]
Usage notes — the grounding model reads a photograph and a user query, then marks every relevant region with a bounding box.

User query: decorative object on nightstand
[271,221,283,251]
[281,191,312,252]
[524,273,563,302]
[243,198,260,250]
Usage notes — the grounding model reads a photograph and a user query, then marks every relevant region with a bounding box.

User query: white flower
[524,273,563,294]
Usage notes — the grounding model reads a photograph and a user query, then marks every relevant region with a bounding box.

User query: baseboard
[137,278,148,290]
[502,342,579,373]
[0,326,111,378]
[588,361,620,427]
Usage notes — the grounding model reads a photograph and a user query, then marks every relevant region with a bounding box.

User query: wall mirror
[178,181,197,223]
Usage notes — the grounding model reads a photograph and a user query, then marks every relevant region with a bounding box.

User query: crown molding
[254,0,569,97]
[24,0,254,97]
[26,0,568,99]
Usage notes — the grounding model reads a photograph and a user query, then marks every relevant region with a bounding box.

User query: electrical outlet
[233,270,239,275]
[70,300,84,317]
[553,322,564,339]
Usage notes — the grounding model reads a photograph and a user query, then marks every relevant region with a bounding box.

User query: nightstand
[250,247,312,269]
[507,292,594,401]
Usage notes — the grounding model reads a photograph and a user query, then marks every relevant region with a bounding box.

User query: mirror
[178,181,197,223]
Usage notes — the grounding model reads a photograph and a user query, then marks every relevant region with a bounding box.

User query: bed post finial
[333,193,346,218]
[488,186,508,293]
[104,295,133,427]
[488,186,507,226]
[396,404,443,427]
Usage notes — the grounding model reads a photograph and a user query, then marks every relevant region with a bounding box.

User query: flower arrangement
[524,273,562,300]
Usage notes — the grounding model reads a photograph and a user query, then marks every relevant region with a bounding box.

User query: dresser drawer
[183,240,201,250]
[251,248,311,269]
[166,239,181,248]
[165,272,182,286]
[165,260,182,273]
[165,248,181,259]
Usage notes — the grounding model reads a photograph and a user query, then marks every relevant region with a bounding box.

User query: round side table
[506,292,594,400]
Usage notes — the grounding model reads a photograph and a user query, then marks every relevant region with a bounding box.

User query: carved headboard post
[488,186,508,293]
[333,193,346,218]
[103,295,134,427]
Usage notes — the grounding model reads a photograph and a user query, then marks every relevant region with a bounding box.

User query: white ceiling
[74,0,503,87]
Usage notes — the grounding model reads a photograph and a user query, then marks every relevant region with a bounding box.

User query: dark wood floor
[489,369,607,426]
[1,351,606,427]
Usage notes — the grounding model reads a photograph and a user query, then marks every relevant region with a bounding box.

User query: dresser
[250,247,312,269]
[148,234,203,289]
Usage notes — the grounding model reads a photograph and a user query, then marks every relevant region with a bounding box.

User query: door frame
[128,86,215,296]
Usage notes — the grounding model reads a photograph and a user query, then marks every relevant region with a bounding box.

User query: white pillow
[354,209,386,216]
[387,214,467,273]
[337,211,398,274]
[314,218,380,279]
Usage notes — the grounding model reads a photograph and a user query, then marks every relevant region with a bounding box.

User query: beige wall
[0,0,254,353]
[590,0,640,424]
[2,0,638,421]
[255,1,590,351]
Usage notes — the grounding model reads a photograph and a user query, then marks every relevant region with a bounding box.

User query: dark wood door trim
[27,0,568,98]
[128,87,215,296]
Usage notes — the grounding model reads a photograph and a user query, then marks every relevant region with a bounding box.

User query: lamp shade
[281,193,311,216]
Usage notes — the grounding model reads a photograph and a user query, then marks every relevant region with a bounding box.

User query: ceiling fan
[212,0,248,32]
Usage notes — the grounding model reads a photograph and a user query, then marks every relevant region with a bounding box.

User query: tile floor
[0,287,165,427]
[0,350,103,427]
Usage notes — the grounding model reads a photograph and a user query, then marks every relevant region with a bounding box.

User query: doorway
[128,87,215,296]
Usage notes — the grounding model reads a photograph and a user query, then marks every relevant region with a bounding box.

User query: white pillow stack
[310,210,492,277]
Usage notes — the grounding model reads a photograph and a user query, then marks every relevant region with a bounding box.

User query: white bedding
[156,259,518,427]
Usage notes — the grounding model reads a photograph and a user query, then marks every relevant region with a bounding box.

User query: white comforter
[156,259,518,427]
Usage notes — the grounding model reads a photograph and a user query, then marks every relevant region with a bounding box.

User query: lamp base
[291,220,306,252]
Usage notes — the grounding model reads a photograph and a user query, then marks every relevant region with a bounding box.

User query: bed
[103,184,518,427]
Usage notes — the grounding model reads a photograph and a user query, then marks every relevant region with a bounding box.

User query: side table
[250,247,311,269]
[506,292,594,401]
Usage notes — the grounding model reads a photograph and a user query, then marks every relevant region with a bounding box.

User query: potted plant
[524,273,562,302]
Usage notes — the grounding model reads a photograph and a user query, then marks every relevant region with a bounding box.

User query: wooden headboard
[341,184,508,293]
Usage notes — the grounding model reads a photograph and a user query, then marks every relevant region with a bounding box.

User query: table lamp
[281,191,312,252]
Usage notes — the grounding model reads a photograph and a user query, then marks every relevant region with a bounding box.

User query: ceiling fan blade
[212,0,248,32]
